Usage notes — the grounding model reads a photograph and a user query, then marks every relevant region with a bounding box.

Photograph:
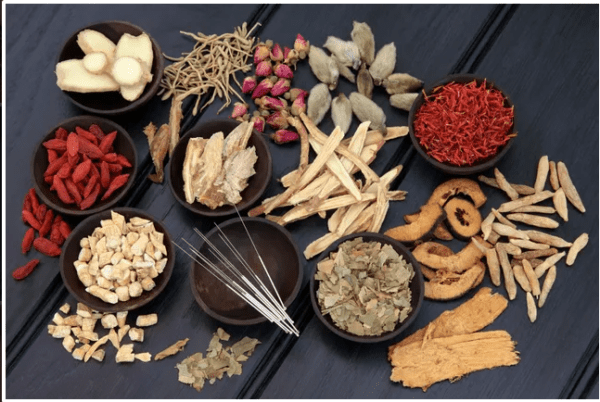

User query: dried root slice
[56,59,120,93]
[478,175,535,196]
[404,211,453,241]
[496,242,521,256]
[136,313,158,327]
[557,161,585,213]
[526,292,537,322]
[506,213,559,229]
[496,245,517,300]
[538,265,556,308]
[492,223,529,240]
[424,262,485,301]
[491,208,516,229]
[498,191,554,213]
[553,188,569,222]
[427,178,487,208]
[443,198,482,240]
[384,203,445,244]
[77,29,116,61]
[522,230,572,248]
[534,252,566,278]
[82,52,109,74]
[509,239,550,251]
[485,248,501,287]
[548,161,560,191]
[522,259,540,297]
[534,155,549,193]
[512,205,556,214]
[390,330,519,391]
[481,212,495,241]
[494,168,519,200]
[412,241,484,273]
[566,233,588,266]
[155,338,190,361]
[512,265,531,293]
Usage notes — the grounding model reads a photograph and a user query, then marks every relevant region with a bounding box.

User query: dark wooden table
[4,4,598,399]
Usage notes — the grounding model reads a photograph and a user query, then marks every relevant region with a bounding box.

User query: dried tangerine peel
[424,262,485,301]
[426,178,487,208]
[384,203,445,244]
[412,241,484,273]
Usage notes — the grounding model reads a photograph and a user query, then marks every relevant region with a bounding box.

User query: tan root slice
[389,330,519,391]
[412,241,484,273]
[496,244,517,300]
[494,168,519,200]
[526,292,537,322]
[522,259,540,297]
[556,161,585,213]
[168,98,183,157]
[538,266,556,308]
[548,161,560,191]
[553,188,569,222]
[512,265,531,293]
[144,123,171,183]
[478,175,535,196]
[534,155,549,193]
[512,205,556,214]
[497,191,554,213]
[491,208,516,229]
[522,230,572,248]
[534,252,565,278]
[505,213,559,229]
[424,262,485,301]
[155,338,190,361]
[485,248,502,287]
[566,233,588,266]
[509,239,550,251]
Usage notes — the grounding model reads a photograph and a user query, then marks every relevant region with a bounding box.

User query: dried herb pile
[315,237,414,336]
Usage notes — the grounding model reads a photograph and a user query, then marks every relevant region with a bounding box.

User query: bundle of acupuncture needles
[174,211,299,336]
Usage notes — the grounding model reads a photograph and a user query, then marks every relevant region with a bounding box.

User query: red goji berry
[75,180,86,195]
[50,216,64,245]
[89,124,105,141]
[67,152,80,167]
[23,192,33,213]
[89,161,100,178]
[28,188,40,214]
[55,127,68,140]
[22,210,41,230]
[78,136,104,159]
[33,237,61,257]
[35,203,47,222]
[67,132,79,157]
[47,149,59,163]
[101,174,130,201]
[100,161,111,188]
[38,209,54,238]
[64,178,83,205]
[44,175,54,185]
[107,163,123,174]
[12,259,40,280]
[72,159,92,183]
[42,138,67,151]
[99,131,117,155]
[22,228,35,254]
[56,163,72,179]
[80,183,101,210]
[83,175,98,198]
[59,220,72,239]
[76,126,99,145]
[44,152,68,176]
[52,175,75,204]
[101,153,118,163]
[115,154,132,168]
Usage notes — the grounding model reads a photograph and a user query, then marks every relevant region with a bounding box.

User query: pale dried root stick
[491,208,516,229]
[556,161,585,213]
[497,191,554,213]
[534,155,549,193]
[494,168,519,200]
[492,222,529,240]
[478,175,535,196]
[506,213,559,229]
[485,248,502,287]
[522,230,572,248]
[496,244,517,300]
[553,188,568,222]
[509,239,550,250]
[526,292,537,322]
[512,205,556,214]
[538,265,556,308]
[522,259,540,297]
[481,211,495,241]
[548,161,560,191]
[566,233,588,266]
[513,248,557,260]
[512,265,531,292]
[534,252,566,278]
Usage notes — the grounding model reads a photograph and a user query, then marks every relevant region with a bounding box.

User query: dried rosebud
[287,88,309,102]
[271,129,299,144]
[283,46,292,61]
[230,102,249,119]
[254,45,270,64]
[294,33,310,58]
[255,96,288,111]
[266,110,290,130]
[252,116,266,133]
[255,60,273,77]
[242,76,258,94]
[291,92,307,116]
[251,78,275,99]
[270,43,284,62]
[274,63,294,80]
[271,78,291,97]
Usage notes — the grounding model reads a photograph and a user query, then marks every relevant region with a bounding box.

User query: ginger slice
[77,29,116,62]
[389,330,519,390]
[56,59,119,93]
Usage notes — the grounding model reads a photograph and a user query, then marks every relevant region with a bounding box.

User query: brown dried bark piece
[155,338,190,361]
[144,122,171,183]
[389,330,519,391]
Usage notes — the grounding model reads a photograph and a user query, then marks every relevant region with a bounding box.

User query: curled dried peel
[424,262,485,301]
[412,241,484,273]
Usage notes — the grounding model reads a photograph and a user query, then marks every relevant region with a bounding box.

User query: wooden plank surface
[4,3,598,399]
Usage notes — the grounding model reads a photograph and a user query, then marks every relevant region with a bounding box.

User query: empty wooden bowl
[189,217,302,326]
[168,119,272,217]
[59,207,175,313]
[31,115,137,216]
[56,20,164,115]
[310,232,424,343]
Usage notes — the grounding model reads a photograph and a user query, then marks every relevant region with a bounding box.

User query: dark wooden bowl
[168,119,272,217]
[408,74,515,175]
[56,20,164,116]
[310,232,424,343]
[59,207,175,313]
[189,217,302,326]
[31,115,137,216]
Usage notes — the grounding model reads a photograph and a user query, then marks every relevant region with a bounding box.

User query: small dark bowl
[59,207,175,313]
[169,119,272,217]
[408,74,515,175]
[57,20,164,116]
[32,115,137,217]
[190,217,302,326]
[310,232,424,343]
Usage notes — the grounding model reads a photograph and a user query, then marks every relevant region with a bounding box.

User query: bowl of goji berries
[408,74,516,175]
[32,115,137,216]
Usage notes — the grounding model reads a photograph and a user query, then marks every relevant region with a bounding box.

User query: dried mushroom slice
[384,203,445,244]
[426,178,487,208]
[443,198,482,240]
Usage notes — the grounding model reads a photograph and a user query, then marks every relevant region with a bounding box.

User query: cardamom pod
[349,91,386,132]
[308,46,339,90]
[331,93,353,134]
[324,36,361,70]
[383,73,423,95]
[332,55,356,84]
[369,42,396,86]
[357,63,374,99]
[307,83,332,125]
[390,93,418,112]
[351,21,375,66]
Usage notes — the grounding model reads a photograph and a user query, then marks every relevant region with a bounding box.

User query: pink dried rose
[271,129,299,144]
[271,78,291,97]
[242,76,257,94]
[251,78,275,99]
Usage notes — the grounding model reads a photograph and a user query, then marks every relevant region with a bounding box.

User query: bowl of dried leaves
[56,20,164,115]
[168,119,273,217]
[310,232,424,343]
[32,115,138,217]
[409,74,516,175]
[59,208,175,313]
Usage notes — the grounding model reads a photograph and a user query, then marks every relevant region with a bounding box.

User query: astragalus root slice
[566,233,588,266]
[556,161,585,213]
[497,190,554,213]
[505,213,559,229]
[389,330,519,391]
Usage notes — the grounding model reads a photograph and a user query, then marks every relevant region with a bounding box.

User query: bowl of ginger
[56,21,164,116]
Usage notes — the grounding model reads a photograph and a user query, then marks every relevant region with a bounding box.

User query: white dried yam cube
[63,315,79,327]
[153,250,163,261]
[59,303,71,314]
[127,231,140,245]
[52,312,65,325]
[130,217,151,226]
[100,219,116,228]
[86,285,119,304]
[115,286,131,302]
[96,236,108,252]
[72,344,91,361]
[129,327,144,342]
[136,313,158,327]
[111,252,125,265]
[97,276,114,290]
[71,326,82,339]
[62,335,76,353]
[128,281,143,298]
[139,222,156,235]
[116,311,128,327]
[52,325,72,338]
[131,233,149,256]
[150,231,167,255]
[88,236,98,253]
[77,303,93,318]
[100,264,115,280]
[156,258,167,274]
[107,237,121,251]
[118,324,131,342]
[87,255,100,277]
[116,343,135,363]
[141,277,156,292]
[148,265,159,279]
[111,211,127,232]
[98,251,114,268]
[135,352,152,362]
[145,241,155,256]
[101,314,118,329]
[78,247,92,262]
[91,349,105,362]
[80,237,90,249]
[79,330,99,342]
[81,317,97,332]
